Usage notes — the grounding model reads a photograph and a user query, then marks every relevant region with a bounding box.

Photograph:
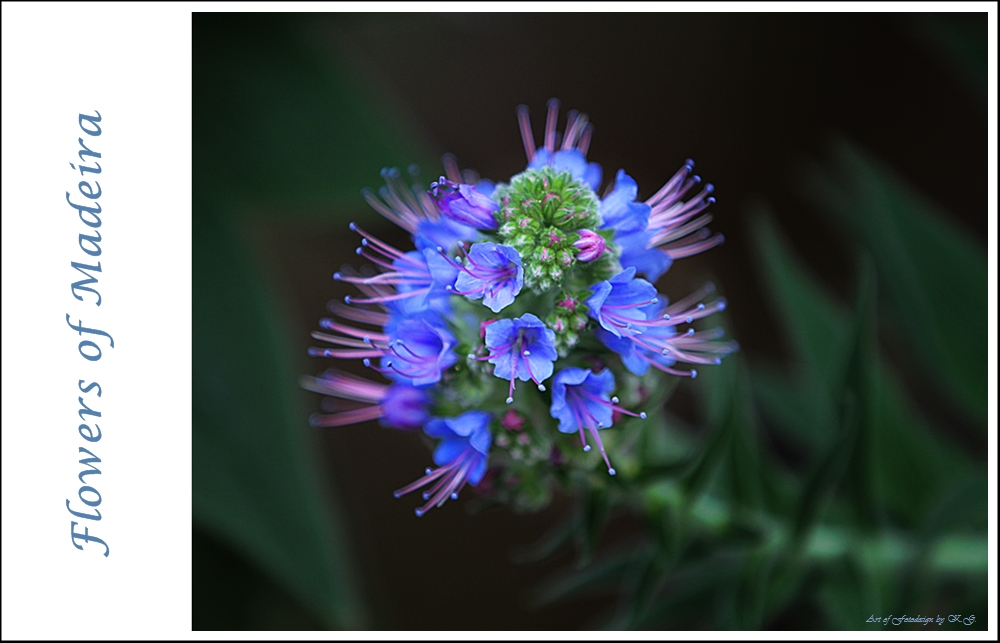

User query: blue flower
[588,274,738,378]
[445,242,523,313]
[381,384,432,430]
[372,318,458,386]
[429,178,500,231]
[336,225,456,315]
[302,370,429,432]
[586,267,659,338]
[363,167,475,252]
[550,367,646,475]
[479,313,558,404]
[394,411,492,516]
[599,161,722,283]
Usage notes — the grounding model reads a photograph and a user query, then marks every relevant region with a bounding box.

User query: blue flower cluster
[305,100,736,516]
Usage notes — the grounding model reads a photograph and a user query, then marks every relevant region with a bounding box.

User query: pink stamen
[442,153,462,184]
[309,405,383,427]
[516,105,536,161]
[578,124,593,155]
[544,98,560,152]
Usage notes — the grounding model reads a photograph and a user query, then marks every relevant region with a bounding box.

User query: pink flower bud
[501,409,525,431]
[572,229,606,262]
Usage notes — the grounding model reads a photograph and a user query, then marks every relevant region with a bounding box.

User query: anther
[691,369,698,379]
[608,468,617,476]
[450,492,459,500]
[349,222,358,231]
[344,295,353,303]
[612,396,619,404]
[538,384,546,392]
[506,396,514,404]
[583,445,591,452]
[333,272,342,280]
[639,412,647,419]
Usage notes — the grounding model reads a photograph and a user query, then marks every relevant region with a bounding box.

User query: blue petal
[585,368,616,398]
[583,162,603,192]
[552,405,578,434]
[482,286,517,314]
[598,328,650,376]
[616,230,674,282]
[524,349,555,382]
[600,170,650,234]
[527,149,602,192]
[433,437,468,467]
[423,417,449,440]
[445,411,491,438]
[475,179,496,198]
[380,384,429,430]
[468,421,492,456]
[414,218,477,252]
[582,394,613,429]
[423,248,460,287]
[467,454,489,485]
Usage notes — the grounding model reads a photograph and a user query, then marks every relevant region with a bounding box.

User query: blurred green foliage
[526,151,987,629]
[193,14,436,630]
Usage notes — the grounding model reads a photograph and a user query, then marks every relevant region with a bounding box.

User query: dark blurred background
[192,13,988,630]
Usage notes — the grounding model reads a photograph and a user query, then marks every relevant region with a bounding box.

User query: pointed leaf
[802,140,987,423]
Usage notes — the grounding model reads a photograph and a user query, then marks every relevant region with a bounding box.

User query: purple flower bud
[429,178,499,231]
[501,409,525,431]
[572,229,606,262]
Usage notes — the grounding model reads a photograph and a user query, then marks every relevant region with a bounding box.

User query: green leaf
[749,210,978,529]
[529,544,651,609]
[193,202,364,629]
[793,256,878,540]
[577,484,612,567]
[748,209,852,395]
[750,364,829,454]
[801,140,987,423]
